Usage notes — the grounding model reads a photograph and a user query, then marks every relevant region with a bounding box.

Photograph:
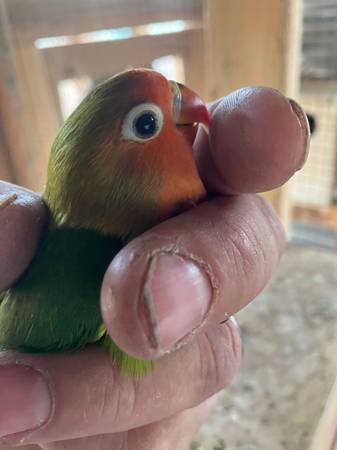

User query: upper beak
[170,81,210,146]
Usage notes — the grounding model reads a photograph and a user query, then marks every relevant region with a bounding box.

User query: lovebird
[0,69,210,376]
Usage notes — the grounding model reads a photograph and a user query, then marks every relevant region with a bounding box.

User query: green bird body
[0,69,209,376]
[0,228,121,353]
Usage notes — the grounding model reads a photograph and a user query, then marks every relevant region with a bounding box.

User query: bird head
[44,69,209,239]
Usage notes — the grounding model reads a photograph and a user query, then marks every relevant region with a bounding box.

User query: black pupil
[134,112,157,138]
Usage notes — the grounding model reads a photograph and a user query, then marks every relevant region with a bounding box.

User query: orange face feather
[44,69,210,240]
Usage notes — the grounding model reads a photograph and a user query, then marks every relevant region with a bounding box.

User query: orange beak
[170,81,210,146]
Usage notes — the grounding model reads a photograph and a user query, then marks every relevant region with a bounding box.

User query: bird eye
[122,103,163,142]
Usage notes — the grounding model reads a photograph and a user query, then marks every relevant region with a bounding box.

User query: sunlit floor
[194,243,337,450]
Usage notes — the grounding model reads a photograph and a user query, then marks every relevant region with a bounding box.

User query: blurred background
[0,1,337,449]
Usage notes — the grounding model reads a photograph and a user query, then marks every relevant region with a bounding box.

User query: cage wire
[293,0,337,214]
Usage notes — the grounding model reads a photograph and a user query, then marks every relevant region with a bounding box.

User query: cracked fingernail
[144,253,212,351]
[288,98,310,170]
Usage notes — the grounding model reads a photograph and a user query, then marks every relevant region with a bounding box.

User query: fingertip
[196,87,310,194]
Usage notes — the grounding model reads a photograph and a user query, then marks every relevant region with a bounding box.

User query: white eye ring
[122,103,164,142]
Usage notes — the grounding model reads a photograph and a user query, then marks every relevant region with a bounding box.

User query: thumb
[0,181,47,291]
[101,195,284,359]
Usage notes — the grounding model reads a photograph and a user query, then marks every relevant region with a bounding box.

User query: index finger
[0,319,240,447]
[194,86,310,194]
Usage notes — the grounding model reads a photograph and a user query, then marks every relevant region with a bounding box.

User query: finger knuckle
[197,322,241,400]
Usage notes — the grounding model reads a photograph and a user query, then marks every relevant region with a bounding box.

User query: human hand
[0,87,309,450]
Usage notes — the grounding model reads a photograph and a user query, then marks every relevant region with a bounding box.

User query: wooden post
[182,30,207,99]
[0,133,15,181]
[0,0,61,190]
[0,0,29,185]
[204,0,303,227]
[12,36,61,190]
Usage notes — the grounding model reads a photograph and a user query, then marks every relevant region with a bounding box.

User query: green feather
[103,334,154,378]
[0,228,122,352]
[0,227,153,377]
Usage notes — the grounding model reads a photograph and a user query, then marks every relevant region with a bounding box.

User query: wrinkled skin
[0,87,309,450]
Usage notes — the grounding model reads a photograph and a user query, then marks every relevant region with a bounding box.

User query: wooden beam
[0,157,12,182]
[204,0,303,227]
[1,0,61,190]
[5,0,202,41]
[0,0,33,186]
[0,133,15,181]
[12,34,61,190]
[41,30,203,84]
